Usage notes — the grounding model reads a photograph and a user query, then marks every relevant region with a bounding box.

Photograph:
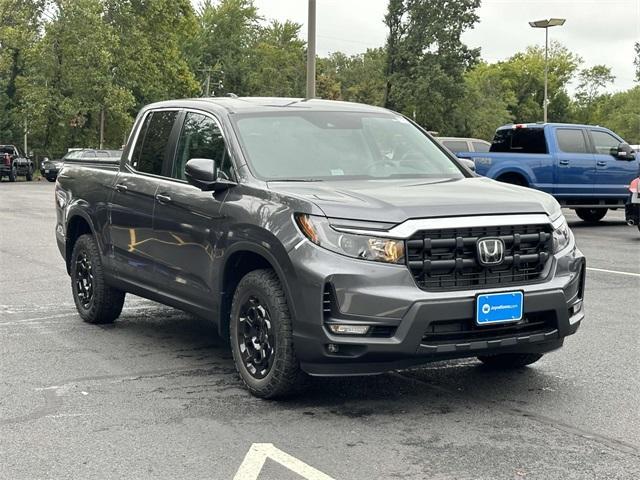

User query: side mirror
[614,143,635,161]
[185,158,235,192]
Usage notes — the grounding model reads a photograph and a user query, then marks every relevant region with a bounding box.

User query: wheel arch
[218,242,297,342]
[495,170,531,187]
[64,211,96,274]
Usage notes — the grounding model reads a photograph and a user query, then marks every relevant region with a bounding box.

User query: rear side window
[472,141,490,153]
[443,140,470,153]
[556,129,589,153]
[490,128,548,154]
[131,110,178,175]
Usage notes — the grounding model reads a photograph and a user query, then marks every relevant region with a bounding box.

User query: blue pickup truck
[457,123,640,222]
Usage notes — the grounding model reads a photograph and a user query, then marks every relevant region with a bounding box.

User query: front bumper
[626,192,640,226]
[287,240,585,376]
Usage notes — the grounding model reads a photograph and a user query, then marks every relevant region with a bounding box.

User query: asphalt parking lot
[1,180,639,480]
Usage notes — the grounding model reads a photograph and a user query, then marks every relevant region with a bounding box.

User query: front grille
[406,224,553,291]
[421,312,557,346]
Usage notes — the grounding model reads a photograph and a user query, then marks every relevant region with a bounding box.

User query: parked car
[437,137,491,154]
[457,123,640,222]
[625,177,639,232]
[0,145,34,182]
[42,149,123,181]
[55,98,585,398]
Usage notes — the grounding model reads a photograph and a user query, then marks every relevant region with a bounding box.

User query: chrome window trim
[331,213,554,239]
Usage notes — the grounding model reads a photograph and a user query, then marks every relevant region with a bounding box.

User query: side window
[556,129,589,153]
[443,140,470,153]
[131,110,178,175]
[591,130,620,155]
[472,141,490,153]
[491,128,548,154]
[173,112,234,181]
[83,151,96,159]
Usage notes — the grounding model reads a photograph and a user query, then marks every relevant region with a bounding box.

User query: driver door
[590,129,638,198]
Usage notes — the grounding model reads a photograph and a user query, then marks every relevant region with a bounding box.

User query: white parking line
[586,267,640,278]
[234,443,336,480]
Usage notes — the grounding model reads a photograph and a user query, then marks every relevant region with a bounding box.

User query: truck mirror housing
[615,143,635,161]
[185,158,235,192]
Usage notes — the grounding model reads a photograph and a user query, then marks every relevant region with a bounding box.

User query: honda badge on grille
[477,238,505,266]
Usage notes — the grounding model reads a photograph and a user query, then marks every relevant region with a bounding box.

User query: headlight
[552,215,572,252]
[295,213,405,264]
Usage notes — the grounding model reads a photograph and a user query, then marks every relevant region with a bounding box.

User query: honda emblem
[477,238,505,266]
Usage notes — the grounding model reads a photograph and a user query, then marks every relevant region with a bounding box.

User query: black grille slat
[406,224,553,291]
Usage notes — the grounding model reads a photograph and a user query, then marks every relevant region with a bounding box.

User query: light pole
[306,0,316,99]
[529,18,566,123]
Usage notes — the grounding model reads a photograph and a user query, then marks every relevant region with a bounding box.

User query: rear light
[629,178,639,194]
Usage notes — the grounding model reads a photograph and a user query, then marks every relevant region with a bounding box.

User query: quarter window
[443,140,470,153]
[131,110,178,176]
[590,130,620,155]
[556,129,589,154]
[173,112,233,181]
[472,141,490,153]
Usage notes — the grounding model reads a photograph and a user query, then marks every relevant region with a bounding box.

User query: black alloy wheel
[75,251,94,309]
[237,295,275,379]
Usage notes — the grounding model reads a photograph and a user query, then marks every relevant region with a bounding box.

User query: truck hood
[268,177,560,224]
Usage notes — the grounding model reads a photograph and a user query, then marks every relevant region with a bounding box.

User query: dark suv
[55,98,585,398]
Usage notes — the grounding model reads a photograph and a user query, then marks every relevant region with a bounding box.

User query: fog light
[327,343,339,353]
[328,324,371,335]
[570,300,583,316]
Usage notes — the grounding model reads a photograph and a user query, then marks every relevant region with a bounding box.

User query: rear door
[151,110,236,310]
[109,109,180,288]
[589,128,639,198]
[553,127,595,198]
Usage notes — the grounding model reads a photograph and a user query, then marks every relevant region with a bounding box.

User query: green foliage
[635,42,640,82]
[383,0,481,133]
[0,0,637,158]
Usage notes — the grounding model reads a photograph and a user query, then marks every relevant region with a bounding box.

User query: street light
[529,18,566,123]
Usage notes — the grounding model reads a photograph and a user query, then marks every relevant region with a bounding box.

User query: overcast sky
[252,0,640,93]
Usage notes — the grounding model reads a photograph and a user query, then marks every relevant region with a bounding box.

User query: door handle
[596,160,608,167]
[155,194,172,205]
[115,184,128,192]
[559,160,570,166]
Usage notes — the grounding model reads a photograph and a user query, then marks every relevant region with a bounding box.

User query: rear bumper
[288,240,585,376]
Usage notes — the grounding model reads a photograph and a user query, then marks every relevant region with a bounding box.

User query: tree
[498,42,581,123]
[383,0,481,133]
[572,65,615,124]
[246,20,306,97]
[194,0,261,95]
[0,0,45,145]
[455,63,515,140]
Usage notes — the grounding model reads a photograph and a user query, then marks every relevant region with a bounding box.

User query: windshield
[232,111,464,181]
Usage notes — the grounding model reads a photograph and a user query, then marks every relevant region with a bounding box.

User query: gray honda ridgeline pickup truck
[55,98,585,398]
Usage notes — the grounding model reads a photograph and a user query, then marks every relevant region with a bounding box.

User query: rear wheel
[230,269,303,398]
[26,169,33,181]
[477,353,543,369]
[70,234,125,324]
[575,208,607,223]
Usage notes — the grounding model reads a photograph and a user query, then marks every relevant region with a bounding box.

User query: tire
[8,167,16,182]
[477,353,543,369]
[70,234,125,324]
[46,177,55,182]
[230,269,303,398]
[575,208,607,223]
[497,173,527,187]
[26,169,33,181]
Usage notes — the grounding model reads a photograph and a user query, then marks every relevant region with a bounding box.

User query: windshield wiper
[270,178,324,182]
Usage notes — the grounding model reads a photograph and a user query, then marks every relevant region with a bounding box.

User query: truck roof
[140,97,391,115]
[497,122,609,130]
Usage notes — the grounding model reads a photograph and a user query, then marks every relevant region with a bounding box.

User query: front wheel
[70,234,125,324]
[230,269,303,398]
[477,353,543,369]
[26,169,33,181]
[8,167,16,182]
[575,208,607,223]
